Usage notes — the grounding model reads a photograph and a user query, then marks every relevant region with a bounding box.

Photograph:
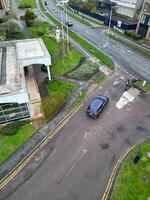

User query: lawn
[69,31,114,69]
[111,140,150,200]
[18,0,36,8]
[38,0,114,70]
[47,79,77,99]
[0,123,35,164]
[28,21,61,55]
[135,81,150,92]
[51,48,82,75]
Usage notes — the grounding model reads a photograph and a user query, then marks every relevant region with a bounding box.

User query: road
[1,2,150,200]
[3,67,150,200]
[47,1,150,82]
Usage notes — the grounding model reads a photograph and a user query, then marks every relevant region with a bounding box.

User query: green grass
[28,21,61,55]
[47,79,77,99]
[0,123,35,164]
[69,31,114,69]
[43,37,61,55]
[111,140,150,200]
[52,48,82,75]
[28,21,49,37]
[109,34,150,58]
[95,73,107,84]
[38,0,114,70]
[18,0,36,8]
[135,81,150,92]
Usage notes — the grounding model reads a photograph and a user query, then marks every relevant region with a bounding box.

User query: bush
[24,8,37,26]
[125,30,142,40]
[0,121,25,136]
[3,19,23,35]
[37,30,45,36]
[67,58,99,80]
[41,91,65,119]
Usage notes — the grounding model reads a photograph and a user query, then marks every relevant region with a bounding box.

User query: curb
[102,137,150,200]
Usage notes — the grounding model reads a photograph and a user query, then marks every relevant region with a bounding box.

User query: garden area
[18,0,36,9]
[0,122,35,164]
[0,7,108,164]
[111,140,150,200]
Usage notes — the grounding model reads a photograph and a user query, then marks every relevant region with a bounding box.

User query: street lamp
[104,5,119,47]
[60,0,69,53]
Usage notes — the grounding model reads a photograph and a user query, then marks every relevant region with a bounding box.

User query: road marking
[84,132,88,139]
[101,137,150,200]
[66,149,87,177]
[113,81,119,85]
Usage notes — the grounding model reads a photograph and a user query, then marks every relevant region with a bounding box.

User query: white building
[136,0,150,39]
[0,38,51,125]
[110,0,143,18]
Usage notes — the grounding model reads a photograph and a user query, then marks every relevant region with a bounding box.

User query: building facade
[136,0,150,39]
[0,38,51,125]
[0,0,9,9]
[109,0,143,18]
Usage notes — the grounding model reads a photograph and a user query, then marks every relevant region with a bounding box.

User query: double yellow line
[0,101,83,190]
[101,138,150,200]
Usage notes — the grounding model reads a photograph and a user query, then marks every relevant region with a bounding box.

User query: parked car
[66,20,73,27]
[86,95,109,119]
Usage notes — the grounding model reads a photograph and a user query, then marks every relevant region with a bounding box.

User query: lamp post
[104,5,119,47]
[60,0,69,53]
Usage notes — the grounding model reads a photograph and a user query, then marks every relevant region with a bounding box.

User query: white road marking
[116,88,140,109]
[66,150,87,176]
[84,132,88,139]
[104,90,109,95]
[113,81,120,85]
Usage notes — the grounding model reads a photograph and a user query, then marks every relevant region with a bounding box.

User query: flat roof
[0,38,51,95]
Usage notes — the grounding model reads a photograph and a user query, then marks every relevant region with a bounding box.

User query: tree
[3,19,23,35]
[24,9,37,26]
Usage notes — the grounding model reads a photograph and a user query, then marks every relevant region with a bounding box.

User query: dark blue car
[86,95,109,119]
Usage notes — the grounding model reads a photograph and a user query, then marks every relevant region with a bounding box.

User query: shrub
[0,121,25,136]
[41,91,65,119]
[67,58,99,80]
[24,9,37,26]
[4,19,23,35]
[125,30,142,40]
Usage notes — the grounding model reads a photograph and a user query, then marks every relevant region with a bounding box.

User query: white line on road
[66,149,87,177]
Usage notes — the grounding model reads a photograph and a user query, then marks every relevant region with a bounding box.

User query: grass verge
[111,140,150,200]
[109,34,150,58]
[135,81,150,92]
[18,0,36,8]
[47,79,77,99]
[95,73,107,84]
[0,123,35,164]
[52,48,82,75]
[38,0,114,70]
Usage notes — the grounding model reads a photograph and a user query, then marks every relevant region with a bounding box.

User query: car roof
[90,98,104,112]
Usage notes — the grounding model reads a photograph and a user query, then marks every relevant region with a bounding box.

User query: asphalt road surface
[5,67,150,200]
[46,0,150,82]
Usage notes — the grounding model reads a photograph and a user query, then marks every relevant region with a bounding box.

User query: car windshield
[90,98,103,112]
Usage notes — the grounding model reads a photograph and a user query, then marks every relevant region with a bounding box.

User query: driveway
[3,67,150,200]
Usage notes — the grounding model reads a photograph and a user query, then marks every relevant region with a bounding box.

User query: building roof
[0,38,51,96]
